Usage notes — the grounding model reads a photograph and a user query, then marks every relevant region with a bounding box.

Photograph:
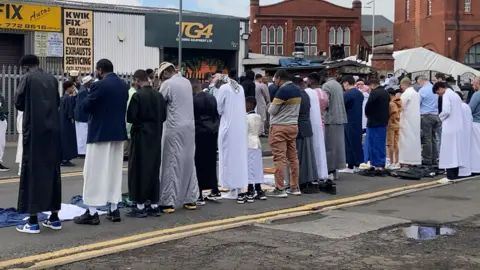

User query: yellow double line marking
[0,168,128,184]
[0,180,440,269]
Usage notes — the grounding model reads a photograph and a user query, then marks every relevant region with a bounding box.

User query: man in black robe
[60,81,78,166]
[192,79,220,205]
[15,54,62,234]
[241,70,256,98]
[126,69,167,218]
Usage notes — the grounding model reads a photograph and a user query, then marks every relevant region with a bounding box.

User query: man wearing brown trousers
[267,70,302,198]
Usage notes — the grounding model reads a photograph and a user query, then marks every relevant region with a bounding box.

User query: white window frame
[336,27,344,45]
[303,27,310,44]
[261,45,267,55]
[344,27,351,45]
[261,26,267,44]
[310,27,317,45]
[277,26,284,44]
[465,0,472,13]
[310,46,317,56]
[344,46,351,57]
[269,45,275,55]
[276,45,284,56]
[304,46,309,56]
[329,27,336,45]
[406,0,410,21]
[269,26,276,44]
[295,26,302,42]
[427,0,432,16]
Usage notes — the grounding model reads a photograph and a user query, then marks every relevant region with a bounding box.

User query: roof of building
[363,31,394,47]
[16,0,247,20]
[361,15,393,32]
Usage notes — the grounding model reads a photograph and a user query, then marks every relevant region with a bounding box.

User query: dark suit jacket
[83,73,129,143]
[297,90,313,138]
[74,86,89,122]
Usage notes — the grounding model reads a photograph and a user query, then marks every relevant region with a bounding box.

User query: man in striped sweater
[267,70,302,198]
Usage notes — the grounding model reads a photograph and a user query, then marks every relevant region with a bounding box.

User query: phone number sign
[0,3,61,32]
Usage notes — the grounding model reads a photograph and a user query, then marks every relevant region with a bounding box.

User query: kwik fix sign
[63,9,93,72]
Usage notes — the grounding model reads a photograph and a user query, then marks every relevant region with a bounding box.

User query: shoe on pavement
[0,164,10,172]
[266,188,288,198]
[339,168,355,174]
[206,192,222,201]
[184,203,197,210]
[74,210,100,225]
[42,220,62,230]
[145,206,161,217]
[246,193,255,203]
[107,209,122,222]
[197,196,206,206]
[237,193,247,204]
[286,187,302,196]
[254,190,267,200]
[160,206,175,214]
[16,223,40,234]
[319,180,337,195]
[126,208,148,218]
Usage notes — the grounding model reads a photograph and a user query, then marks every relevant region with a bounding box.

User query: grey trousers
[421,114,441,165]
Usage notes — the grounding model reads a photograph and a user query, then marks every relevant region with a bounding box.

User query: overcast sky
[75,0,394,21]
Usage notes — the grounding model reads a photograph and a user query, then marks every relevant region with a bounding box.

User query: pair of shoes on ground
[265,188,301,198]
[386,163,401,170]
[237,191,267,204]
[16,219,62,234]
[359,167,388,177]
[197,192,223,206]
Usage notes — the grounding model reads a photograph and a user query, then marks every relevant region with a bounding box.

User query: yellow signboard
[63,9,93,72]
[0,3,61,32]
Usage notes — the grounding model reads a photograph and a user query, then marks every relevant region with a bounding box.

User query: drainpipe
[455,0,460,60]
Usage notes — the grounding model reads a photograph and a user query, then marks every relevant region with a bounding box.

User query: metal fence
[0,66,136,142]
[394,69,477,86]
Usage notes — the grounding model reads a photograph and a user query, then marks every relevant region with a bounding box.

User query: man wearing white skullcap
[74,75,93,156]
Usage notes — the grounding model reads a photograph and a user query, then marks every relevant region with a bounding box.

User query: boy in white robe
[433,82,464,180]
[238,97,266,204]
[399,78,421,165]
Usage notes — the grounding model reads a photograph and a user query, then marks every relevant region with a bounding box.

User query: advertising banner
[145,13,240,51]
[0,3,61,32]
[63,9,93,72]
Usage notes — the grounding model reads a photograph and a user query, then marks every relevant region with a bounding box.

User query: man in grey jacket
[322,77,347,181]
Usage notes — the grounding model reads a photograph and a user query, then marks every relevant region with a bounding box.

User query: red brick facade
[395,0,480,68]
[371,47,395,75]
[249,0,362,57]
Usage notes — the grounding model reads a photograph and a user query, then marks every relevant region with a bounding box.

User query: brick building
[248,0,363,58]
[395,0,480,69]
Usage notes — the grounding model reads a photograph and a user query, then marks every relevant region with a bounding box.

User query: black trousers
[446,167,459,180]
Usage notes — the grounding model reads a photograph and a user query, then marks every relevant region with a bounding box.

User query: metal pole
[372,0,375,49]
[178,0,183,74]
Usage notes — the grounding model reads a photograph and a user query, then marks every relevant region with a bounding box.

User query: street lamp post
[367,0,376,49]
[178,0,183,74]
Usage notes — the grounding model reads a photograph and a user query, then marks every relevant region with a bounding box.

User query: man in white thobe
[459,92,472,177]
[157,62,199,212]
[304,85,328,181]
[74,76,93,156]
[254,74,270,136]
[433,82,464,181]
[214,74,248,199]
[74,59,128,225]
[398,78,421,165]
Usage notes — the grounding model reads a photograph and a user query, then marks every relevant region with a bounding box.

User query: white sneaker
[328,174,334,181]
[438,178,451,184]
[354,167,361,173]
[339,168,355,174]
[392,163,401,170]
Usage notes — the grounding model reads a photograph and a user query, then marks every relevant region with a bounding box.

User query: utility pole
[367,0,376,49]
[178,0,183,74]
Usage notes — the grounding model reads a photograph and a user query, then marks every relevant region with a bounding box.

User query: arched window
[310,27,317,45]
[277,26,283,44]
[336,27,344,45]
[303,27,309,44]
[465,0,472,13]
[344,27,351,57]
[269,26,276,44]
[464,43,480,66]
[427,0,432,16]
[295,26,302,42]
[329,27,336,45]
[406,0,410,20]
[261,26,267,44]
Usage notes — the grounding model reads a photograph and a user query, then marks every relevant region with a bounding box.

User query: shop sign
[63,9,93,72]
[34,32,63,57]
[145,13,240,51]
[0,3,61,32]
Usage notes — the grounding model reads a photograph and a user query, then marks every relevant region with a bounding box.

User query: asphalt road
[0,153,442,262]
[57,180,480,270]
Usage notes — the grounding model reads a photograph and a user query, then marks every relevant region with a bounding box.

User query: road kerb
[0,168,128,184]
[0,179,444,269]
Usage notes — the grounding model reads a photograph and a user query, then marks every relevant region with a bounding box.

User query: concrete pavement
[0,154,445,265]
[55,179,480,270]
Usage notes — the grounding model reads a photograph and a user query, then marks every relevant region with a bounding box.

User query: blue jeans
[367,126,387,168]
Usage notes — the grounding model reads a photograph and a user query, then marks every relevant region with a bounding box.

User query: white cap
[81,75,93,85]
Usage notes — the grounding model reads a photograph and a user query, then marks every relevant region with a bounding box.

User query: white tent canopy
[344,47,480,79]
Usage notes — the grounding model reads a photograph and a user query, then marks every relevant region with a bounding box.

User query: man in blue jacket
[74,59,129,225]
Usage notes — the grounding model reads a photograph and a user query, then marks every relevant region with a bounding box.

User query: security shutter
[0,33,24,67]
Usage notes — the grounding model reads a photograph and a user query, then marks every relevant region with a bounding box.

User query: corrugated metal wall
[93,12,160,73]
